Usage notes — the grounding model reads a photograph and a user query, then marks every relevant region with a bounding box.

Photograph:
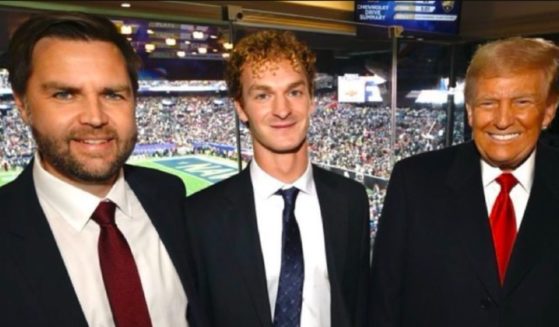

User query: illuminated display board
[355,0,461,35]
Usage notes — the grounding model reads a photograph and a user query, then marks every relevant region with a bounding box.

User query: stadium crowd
[309,91,458,178]
[1,79,460,224]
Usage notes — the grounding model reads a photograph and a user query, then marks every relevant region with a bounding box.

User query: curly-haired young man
[186,30,370,327]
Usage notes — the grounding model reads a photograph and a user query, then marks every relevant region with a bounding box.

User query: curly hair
[225,30,316,101]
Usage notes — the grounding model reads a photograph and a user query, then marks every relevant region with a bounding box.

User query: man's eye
[478,101,495,108]
[105,93,125,100]
[515,99,534,107]
[254,93,269,100]
[289,90,303,97]
[53,91,73,100]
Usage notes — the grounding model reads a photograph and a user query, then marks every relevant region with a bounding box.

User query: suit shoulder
[0,166,32,204]
[394,142,469,173]
[0,179,19,204]
[0,178,14,195]
[539,141,559,160]
[536,142,559,188]
[124,164,185,195]
[313,165,367,195]
[186,170,246,205]
[125,164,180,182]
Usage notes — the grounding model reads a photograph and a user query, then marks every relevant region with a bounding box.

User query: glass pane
[230,23,394,241]
[0,6,466,244]
[0,9,239,196]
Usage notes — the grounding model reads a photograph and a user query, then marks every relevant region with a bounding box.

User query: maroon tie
[489,173,518,285]
[91,201,152,327]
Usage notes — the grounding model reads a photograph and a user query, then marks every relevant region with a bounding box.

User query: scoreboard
[355,0,461,35]
[337,74,384,103]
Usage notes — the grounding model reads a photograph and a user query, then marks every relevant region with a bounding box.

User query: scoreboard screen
[337,75,383,103]
[355,0,461,35]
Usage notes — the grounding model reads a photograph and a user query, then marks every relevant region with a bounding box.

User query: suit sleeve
[355,183,372,327]
[183,197,212,327]
[370,161,409,327]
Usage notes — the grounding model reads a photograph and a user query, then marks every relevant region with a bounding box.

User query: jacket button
[480,297,493,310]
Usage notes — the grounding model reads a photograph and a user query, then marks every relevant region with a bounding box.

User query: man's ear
[13,93,31,125]
[310,96,316,114]
[542,97,558,129]
[234,99,248,124]
[465,103,474,128]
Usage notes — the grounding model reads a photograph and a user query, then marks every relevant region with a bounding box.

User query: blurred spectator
[1,81,457,226]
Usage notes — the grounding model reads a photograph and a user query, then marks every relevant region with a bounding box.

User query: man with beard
[0,12,206,327]
[185,30,370,327]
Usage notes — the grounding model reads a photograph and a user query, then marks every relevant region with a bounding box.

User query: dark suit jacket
[370,141,559,327]
[186,164,370,327]
[0,163,207,327]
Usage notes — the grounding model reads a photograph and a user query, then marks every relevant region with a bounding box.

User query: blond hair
[465,37,559,104]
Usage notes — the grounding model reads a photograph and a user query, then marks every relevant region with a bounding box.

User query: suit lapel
[445,143,501,301]
[5,164,87,326]
[313,167,351,326]
[504,144,559,295]
[124,165,205,324]
[226,169,273,325]
[125,166,190,288]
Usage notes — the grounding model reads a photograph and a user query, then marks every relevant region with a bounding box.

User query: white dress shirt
[250,160,331,327]
[32,155,188,327]
[481,150,535,230]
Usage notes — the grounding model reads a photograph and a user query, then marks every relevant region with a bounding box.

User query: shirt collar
[481,149,535,192]
[32,153,130,231]
[249,159,315,201]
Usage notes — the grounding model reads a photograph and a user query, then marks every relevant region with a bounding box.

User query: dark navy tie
[274,187,304,327]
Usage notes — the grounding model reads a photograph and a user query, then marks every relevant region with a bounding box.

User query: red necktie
[91,201,152,327]
[489,173,518,285]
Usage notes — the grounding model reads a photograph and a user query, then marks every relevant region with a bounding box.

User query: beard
[32,126,137,183]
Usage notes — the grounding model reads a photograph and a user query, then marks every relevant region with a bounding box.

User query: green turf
[0,157,215,195]
[129,159,211,195]
[0,170,20,188]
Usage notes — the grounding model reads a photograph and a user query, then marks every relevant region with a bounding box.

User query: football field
[0,155,241,195]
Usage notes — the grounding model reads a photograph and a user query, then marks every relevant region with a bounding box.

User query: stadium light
[165,38,177,46]
[120,25,132,35]
[453,81,465,105]
[147,29,154,35]
[198,47,207,54]
[370,75,386,84]
[121,3,131,8]
[176,51,186,58]
[223,42,233,50]
[415,90,448,104]
[145,43,155,52]
[192,31,204,40]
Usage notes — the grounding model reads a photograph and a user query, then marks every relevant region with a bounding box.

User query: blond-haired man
[371,37,559,327]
